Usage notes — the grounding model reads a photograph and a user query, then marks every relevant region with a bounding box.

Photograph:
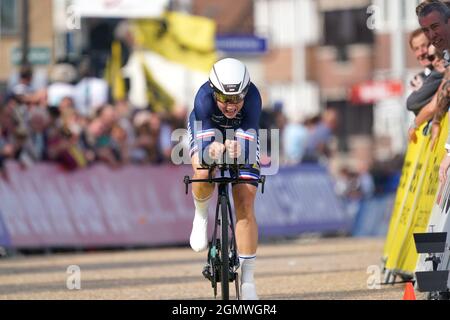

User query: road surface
[0,237,412,300]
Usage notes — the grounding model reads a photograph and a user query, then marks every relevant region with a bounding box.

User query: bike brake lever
[183,176,190,194]
[260,175,266,194]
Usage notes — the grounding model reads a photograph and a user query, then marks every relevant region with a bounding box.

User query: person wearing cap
[187,58,262,300]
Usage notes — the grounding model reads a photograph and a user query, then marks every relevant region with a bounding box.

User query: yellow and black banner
[383,115,448,277]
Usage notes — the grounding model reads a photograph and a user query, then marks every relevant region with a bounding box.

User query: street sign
[11,47,51,65]
[215,35,268,54]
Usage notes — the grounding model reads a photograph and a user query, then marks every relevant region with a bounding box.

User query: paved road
[0,237,410,300]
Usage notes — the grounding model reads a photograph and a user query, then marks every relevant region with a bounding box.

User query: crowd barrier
[0,162,350,249]
[351,193,395,237]
[383,115,449,279]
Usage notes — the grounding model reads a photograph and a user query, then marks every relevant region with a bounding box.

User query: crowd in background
[0,60,189,179]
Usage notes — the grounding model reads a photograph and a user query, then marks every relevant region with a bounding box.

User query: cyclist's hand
[209,141,226,160]
[225,139,241,159]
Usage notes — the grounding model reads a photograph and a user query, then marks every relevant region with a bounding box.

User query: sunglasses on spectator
[214,91,246,104]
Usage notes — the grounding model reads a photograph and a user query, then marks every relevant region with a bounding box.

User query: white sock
[189,193,212,252]
[239,254,258,300]
[193,193,210,219]
[239,254,256,283]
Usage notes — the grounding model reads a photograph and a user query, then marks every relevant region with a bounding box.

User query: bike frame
[184,162,265,300]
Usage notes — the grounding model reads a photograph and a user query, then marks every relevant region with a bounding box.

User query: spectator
[46,104,87,171]
[282,113,308,165]
[259,101,287,162]
[10,64,35,98]
[0,95,33,169]
[407,44,445,115]
[111,123,130,164]
[26,107,50,161]
[74,57,109,117]
[132,111,164,164]
[408,28,432,92]
[47,63,77,108]
[115,100,136,163]
[303,109,338,163]
[90,105,122,168]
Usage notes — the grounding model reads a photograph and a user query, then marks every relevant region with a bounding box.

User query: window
[0,0,19,36]
[323,8,374,46]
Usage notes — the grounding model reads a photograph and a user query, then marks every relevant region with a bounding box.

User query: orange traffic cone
[403,282,416,300]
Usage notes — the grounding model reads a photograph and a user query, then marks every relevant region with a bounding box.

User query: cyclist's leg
[232,183,258,254]
[189,152,215,252]
[188,110,216,252]
[232,182,259,300]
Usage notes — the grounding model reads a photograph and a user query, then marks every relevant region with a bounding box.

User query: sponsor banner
[398,116,448,274]
[0,162,349,248]
[385,123,432,272]
[0,163,195,248]
[383,121,428,262]
[256,164,350,235]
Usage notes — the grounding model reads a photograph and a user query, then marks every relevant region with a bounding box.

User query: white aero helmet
[209,58,250,103]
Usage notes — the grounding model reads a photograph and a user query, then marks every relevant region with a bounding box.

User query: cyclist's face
[216,100,244,119]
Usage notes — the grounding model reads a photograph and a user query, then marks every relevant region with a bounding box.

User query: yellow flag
[141,56,175,113]
[111,41,126,101]
[131,11,217,73]
[104,41,126,101]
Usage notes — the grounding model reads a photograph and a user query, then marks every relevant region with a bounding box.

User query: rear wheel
[220,195,229,300]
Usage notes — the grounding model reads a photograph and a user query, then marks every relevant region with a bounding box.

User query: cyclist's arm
[236,85,262,165]
[192,86,222,161]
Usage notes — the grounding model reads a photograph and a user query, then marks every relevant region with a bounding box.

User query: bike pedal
[202,264,212,282]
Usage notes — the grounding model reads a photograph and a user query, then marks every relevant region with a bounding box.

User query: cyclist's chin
[223,111,237,119]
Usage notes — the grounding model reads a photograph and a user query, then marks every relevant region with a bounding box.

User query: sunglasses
[428,54,443,62]
[214,91,246,104]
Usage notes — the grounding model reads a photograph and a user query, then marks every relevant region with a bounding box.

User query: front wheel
[220,195,229,300]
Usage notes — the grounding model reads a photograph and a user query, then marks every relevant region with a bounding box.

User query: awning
[72,0,169,18]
